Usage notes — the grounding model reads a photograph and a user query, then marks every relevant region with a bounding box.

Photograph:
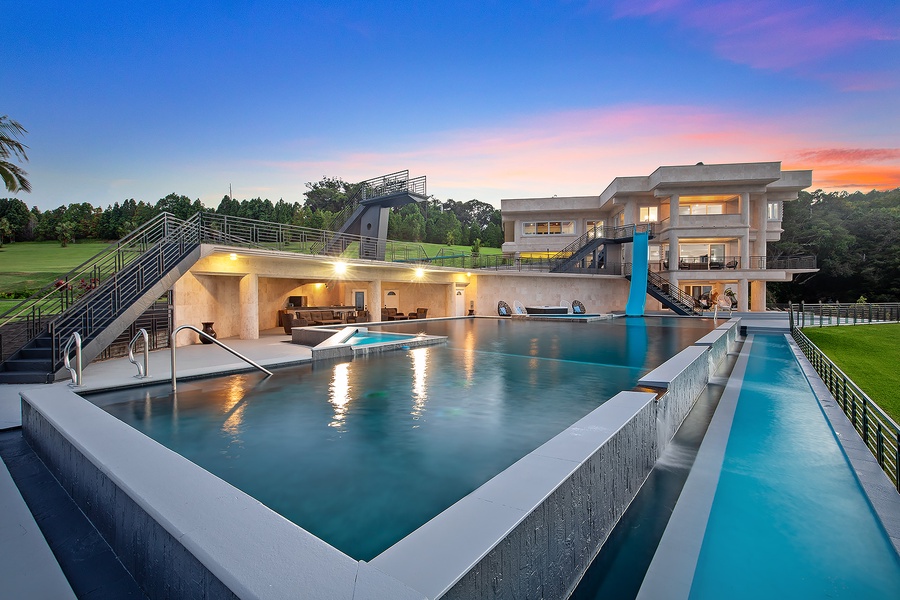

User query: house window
[767,201,780,220]
[639,207,658,222]
[678,203,724,216]
[586,220,604,238]
[522,220,575,235]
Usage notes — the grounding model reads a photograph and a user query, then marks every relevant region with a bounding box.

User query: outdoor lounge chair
[497,300,512,316]
[282,313,309,334]
[408,307,428,319]
[513,300,526,315]
[572,300,586,314]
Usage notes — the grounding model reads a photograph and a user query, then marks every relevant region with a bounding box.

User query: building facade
[501,162,815,311]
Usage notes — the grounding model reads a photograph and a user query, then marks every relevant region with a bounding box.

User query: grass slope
[0,240,113,312]
[801,324,900,423]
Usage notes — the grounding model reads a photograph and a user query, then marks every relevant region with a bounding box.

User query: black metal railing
[550,222,655,263]
[324,170,427,232]
[789,302,900,328]
[791,326,900,492]
[0,213,184,362]
[47,215,204,373]
[667,254,816,271]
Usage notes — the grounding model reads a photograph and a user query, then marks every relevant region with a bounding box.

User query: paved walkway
[0,329,311,431]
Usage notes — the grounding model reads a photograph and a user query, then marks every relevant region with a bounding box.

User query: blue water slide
[625,230,649,316]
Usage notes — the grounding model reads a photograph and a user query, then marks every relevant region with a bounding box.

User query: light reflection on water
[94,316,714,561]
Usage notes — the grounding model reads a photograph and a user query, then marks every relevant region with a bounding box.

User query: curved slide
[625,230,649,316]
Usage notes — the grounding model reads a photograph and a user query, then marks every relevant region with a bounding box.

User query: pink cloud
[610,0,897,73]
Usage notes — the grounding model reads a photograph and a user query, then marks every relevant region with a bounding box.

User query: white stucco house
[500,162,815,311]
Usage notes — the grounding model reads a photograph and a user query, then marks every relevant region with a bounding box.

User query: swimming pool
[641,334,900,599]
[344,329,418,346]
[89,316,715,561]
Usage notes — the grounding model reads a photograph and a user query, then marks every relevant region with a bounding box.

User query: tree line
[0,177,503,249]
[769,188,900,304]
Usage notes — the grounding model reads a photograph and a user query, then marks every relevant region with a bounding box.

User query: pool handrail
[170,325,272,392]
[128,328,150,379]
[62,331,83,387]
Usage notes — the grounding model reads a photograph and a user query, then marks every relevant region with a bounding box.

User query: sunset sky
[6,0,899,210]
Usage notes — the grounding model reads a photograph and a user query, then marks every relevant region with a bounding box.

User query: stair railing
[170,325,272,392]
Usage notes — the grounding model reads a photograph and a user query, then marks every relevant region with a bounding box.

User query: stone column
[740,234,750,269]
[738,278,749,312]
[668,194,679,271]
[755,194,768,257]
[751,280,767,312]
[370,279,382,321]
[740,192,750,226]
[239,273,259,339]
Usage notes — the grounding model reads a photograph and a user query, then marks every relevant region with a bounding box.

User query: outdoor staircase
[323,171,428,256]
[550,223,653,274]
[0,214,206,383]
[636,270,702,316]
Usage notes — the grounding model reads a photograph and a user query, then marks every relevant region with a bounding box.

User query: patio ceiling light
[334,261,347,275]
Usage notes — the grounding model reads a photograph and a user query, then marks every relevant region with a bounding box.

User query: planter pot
[200,322,217,344]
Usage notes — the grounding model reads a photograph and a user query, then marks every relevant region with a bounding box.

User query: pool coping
[636,334,752,600]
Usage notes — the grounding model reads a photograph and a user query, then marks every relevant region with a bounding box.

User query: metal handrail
[128,328,150,378]
[790,302,900,328]
[791,326,900,491]
[63,331,83,386]
[170,325,272,392]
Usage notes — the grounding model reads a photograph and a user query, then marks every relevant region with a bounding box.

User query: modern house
[501,162,816,311]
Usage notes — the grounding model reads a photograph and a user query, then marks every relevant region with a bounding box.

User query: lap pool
[87,316,715,560]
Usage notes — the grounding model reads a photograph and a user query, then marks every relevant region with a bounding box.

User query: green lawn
[0,240,112,297]
[801,324,900,423]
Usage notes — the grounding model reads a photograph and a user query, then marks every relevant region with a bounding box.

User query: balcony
[653,255,816,272]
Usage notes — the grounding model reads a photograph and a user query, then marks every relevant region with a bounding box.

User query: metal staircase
[0,213,207,383]
[322,171,428,256]
[550,223,654,273]
[635,270,702,316]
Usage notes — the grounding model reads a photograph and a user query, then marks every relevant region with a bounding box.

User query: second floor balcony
[652,255,817,272]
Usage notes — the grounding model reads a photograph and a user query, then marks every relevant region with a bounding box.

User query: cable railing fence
[788,302,900,328]
[790,325,900,492]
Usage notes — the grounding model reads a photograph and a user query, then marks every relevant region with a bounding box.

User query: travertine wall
[472,273,630,315]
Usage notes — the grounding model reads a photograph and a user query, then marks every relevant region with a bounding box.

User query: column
[447,284,457,317]
[668,194,679,271]
[755,194,768,257]
[239,273,259,339]
[740,234,750,269]
[751,280,767,312]
[738,278,749,312]
[370,279,382,320]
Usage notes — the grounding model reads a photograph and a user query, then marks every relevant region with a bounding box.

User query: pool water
[91,317,714,560]
[690,335,900,598]
[345,330,417,346]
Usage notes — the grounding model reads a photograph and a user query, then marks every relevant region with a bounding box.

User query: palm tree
[0,115,31,193]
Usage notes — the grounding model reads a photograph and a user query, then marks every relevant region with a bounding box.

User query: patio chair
[282,313,309,334]
[408,307,428,319]
[513,300,526,315]
[497,300,512,316]
[572,300,586,315]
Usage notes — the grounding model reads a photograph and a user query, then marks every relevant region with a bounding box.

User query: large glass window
[679,203,724,216]
[522,221,575,235]
[639,207,658,222]
[767,201,780,220]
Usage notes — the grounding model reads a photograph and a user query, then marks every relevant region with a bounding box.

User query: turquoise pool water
[690,335,900,598]
[90,317,714,560]
[345,330,417,346]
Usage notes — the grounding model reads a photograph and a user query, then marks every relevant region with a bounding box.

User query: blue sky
[5,0,899,210]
